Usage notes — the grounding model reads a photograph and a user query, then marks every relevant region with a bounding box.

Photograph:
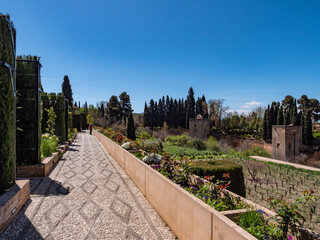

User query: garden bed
[0,180,30,235]
[16,134,77,178]
[94,128,320,240]
[94,129,258,240]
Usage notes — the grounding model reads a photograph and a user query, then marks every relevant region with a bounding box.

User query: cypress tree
[149,99,156,128]
[291,105,298,126]
[301,113,305,145]
[284,110,290,125]
[267,105,273,140]
[127,112,136,140]
[305,110,313,145]
[62,75,73,107]
[201,95,208,118]
[196,97,203,116]
[158,98,165,127]
[263,109,268,140]
[143,102,149,127]
[186,87,195,129]
[277,106,284,125]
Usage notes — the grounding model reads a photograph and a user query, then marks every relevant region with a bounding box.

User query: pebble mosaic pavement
[0,131,176,240]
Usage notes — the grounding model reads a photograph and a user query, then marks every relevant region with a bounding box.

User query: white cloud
[240,105,250,109]
[236,109,250,114]
[244,101,262,106]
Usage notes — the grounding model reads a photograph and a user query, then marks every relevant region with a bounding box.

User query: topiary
[191,160,246,197]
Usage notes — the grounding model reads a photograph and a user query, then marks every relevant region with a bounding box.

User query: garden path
[0,131,175,240]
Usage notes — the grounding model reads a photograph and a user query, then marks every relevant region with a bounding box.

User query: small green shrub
[187,138,206,150]
[205,136,221,152]
[138,131,151,139]
[240,146,271,158]
[313,130,320,140]
[165,134,190,146]
[191,160,246,197]
[41,134,59,158]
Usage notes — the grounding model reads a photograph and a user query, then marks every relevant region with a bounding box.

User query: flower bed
[94,127,320,240]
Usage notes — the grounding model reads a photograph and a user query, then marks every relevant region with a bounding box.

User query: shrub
[139,139,163,153]
[240,146,271,158]
[191,160,246,197]
[313,130,320,140]
[188,138,206,150]
[165,135,190,146]
[41,134,59,158]
[138,131,151,139]
[205,136,221,152]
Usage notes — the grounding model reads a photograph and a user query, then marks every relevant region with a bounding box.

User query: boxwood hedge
[191,160,246,197]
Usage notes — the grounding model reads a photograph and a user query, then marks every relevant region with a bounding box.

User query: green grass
[162,142,221,158]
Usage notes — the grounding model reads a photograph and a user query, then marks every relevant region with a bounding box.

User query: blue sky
[3,0,320,113]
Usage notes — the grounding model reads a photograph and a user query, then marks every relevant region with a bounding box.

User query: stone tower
[189,115,210,140]
[272,125,302,162]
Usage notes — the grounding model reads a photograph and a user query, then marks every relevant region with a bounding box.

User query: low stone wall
[16,134,77,178]
[93,129,257,240]
[0,180,30,235]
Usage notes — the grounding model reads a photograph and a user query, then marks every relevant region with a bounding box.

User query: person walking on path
[89,123,92,135]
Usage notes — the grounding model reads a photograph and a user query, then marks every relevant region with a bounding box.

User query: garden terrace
[1,132,175,239]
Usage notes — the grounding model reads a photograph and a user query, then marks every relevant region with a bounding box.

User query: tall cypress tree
[277,106,284,125]
[201,95,208,118]
[186,87,195,129]
[62,75,73,107]
[305,110,313,145]
[263,109,268,140]
[143,102,149,127]
[127,112,136,140]
[284,110,290,125]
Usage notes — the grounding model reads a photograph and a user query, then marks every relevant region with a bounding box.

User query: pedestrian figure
[89,123,92,135]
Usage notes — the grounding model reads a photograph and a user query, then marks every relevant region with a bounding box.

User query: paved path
[251,156,320,172]
[1,131,176,240]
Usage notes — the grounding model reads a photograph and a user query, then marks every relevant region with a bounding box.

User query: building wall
[272,125,302,162]
[189,118,210,140]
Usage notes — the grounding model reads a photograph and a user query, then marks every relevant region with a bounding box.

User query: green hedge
[65,99,69,140]
[0,14,16,194]
[191,160,246,197]
[41,92,50,134]
[48,93,66,143]
[16,59,41,165]
[73,113,82,131]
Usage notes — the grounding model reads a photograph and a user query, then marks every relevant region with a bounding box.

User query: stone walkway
[0,131,176,240]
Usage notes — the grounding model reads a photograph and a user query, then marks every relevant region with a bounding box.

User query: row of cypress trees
[262,100,313,145]
[143,87,208,129]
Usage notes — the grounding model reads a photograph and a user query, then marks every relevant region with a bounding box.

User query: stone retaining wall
[0,180,30,235]
[93,129,257,240]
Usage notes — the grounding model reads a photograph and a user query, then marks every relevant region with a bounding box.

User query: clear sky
[2,0,320,113]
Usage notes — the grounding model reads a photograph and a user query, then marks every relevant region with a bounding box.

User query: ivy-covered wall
[0,14,16,194]
[41,92,50,134]
[16,59,41,165]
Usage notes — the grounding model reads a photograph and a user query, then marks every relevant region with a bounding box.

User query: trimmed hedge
[191,160,246,197]
[65,99,69,141]
[73,113,82,131]
[16,58,41,165]
[48,93,66,143]
[41,92,50,134]
[0,14,16,194]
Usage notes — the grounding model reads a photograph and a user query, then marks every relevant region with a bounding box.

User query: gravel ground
[0,131,176,240]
